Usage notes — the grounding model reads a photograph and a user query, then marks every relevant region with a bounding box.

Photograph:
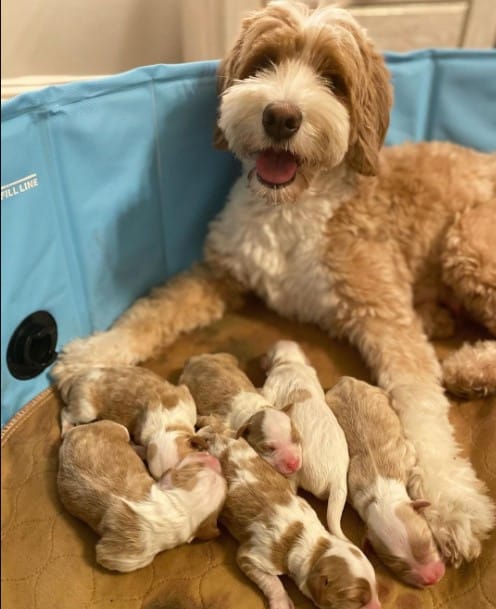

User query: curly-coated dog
[53,0,495,566]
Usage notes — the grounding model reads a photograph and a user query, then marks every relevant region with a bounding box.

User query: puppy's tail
[326,481,348,539]
[442,340,496,399]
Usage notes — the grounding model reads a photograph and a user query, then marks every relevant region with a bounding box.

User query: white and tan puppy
[261,340,349,539]
[326,377,445,587]
[198,422,381,609]
[57,420,227,572]
[56,365,200,479]
[179,352,302,476]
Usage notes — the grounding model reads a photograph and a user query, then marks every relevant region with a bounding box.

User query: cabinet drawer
[349,2,469,50]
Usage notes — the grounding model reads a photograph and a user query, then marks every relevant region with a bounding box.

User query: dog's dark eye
[242,49,278,79]
[323,73,348,99]
[254,56,277,75]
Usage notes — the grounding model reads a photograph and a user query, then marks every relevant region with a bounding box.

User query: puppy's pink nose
[418,561,445,585]
[195,452,222,474]
[284,456,301,473]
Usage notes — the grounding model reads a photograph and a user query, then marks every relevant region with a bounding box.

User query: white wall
[2,0,494,100]
[1,0,183,79]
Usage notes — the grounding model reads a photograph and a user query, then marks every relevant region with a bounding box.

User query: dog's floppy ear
[345,37,392,176]
[213,13,253,149]
[213,7,272,149]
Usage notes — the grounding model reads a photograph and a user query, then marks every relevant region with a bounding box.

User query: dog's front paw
[416,465,495,566]
[53,327,141,373]
[391,384,495,566]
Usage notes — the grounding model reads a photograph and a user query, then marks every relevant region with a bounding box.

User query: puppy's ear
[345,35,392,176]
[235,422,249,439]
[307,564,334,606]
[411,499,431,512]
[131,442,147,461]
[280,403,294,414]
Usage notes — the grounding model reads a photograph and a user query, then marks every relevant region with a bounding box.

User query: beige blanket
[2,297,495,609]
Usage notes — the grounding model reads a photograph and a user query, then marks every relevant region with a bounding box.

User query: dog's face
[215,0,392,204]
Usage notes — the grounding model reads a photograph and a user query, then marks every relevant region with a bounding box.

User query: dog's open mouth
[255,149,299,188]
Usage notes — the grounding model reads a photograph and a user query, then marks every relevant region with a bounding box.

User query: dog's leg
[237,546,294,609]
[52,263,245,379]
[325,235,495,564]
[342,313,495,566]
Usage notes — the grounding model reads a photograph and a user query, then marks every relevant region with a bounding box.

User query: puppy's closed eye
[260,442,276,454]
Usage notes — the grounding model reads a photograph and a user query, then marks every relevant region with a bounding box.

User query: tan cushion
[2,297,495,609]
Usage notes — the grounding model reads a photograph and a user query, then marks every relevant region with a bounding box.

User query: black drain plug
[7,311,58,380]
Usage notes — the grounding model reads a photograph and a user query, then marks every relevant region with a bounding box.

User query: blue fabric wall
[2,51,496,425]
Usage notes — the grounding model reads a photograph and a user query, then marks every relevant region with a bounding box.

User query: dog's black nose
[262,102,302,141]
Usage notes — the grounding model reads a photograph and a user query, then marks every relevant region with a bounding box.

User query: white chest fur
[207,172,347,325]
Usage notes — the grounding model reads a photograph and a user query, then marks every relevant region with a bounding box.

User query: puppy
[179,352,302,475]
[198,423,381,609]
[261,340,349,538]
[56,365,200,479]
[54,0,495,564]
[57,420,227,572]
[326,377,445,588]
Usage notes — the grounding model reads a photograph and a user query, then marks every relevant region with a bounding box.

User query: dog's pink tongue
[256,149,298,185]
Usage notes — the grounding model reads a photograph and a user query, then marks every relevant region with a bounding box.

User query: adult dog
[54,0,495,566]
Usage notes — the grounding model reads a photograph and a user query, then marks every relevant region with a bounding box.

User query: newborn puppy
[261,340,350,539]
[57,420,226,572]
[326,377,445,588]
[198,423,381,609]
[179,352,302,475]
[57,365,201,479]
